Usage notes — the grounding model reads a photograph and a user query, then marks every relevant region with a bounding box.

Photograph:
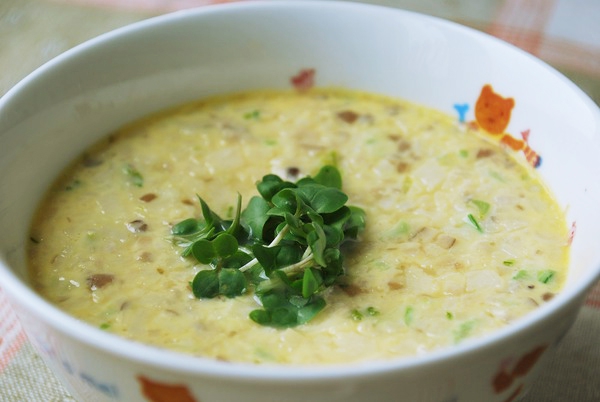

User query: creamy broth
[28,88,569,364]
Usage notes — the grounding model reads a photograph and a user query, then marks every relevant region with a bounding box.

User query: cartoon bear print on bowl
[137,376,198,402]
[492,344,548,402]
[473,84,541,168]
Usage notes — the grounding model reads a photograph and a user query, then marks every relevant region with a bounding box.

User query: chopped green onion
[123,164,143,187]
[513,270,530,280]
[538,270,556,284]
[366,306,380,316]
[351,309,363,321]
[65,179,82,191]
[469,199,490,217]
[244,110,261,119]
[454,320,476,342]
[467,213,483,233]
[404,306,414,325]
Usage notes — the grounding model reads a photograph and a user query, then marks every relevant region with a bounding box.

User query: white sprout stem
[255,254,316,293]
[301,245,312,260]
[280,253,315,274]
[268,224,290,247]
[239,224,291,273]
[238,257,259,273]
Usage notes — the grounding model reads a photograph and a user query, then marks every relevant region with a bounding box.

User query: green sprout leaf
[312,165,343,189]
[191,233,238,264]
[344,206,367,240]
[297,297,326,324]
[307,223,327,267]
[302,268,322,298]
[192,270,220,298]
[171,218,203,236]
[191,239,216,264]
[256,174,295,202]
[218,268,247,298]
[296,185,348,214]
[213,233,238,256]
[241,196,271,240]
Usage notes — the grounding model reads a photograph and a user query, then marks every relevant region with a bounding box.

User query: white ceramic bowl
[1,2,599,401]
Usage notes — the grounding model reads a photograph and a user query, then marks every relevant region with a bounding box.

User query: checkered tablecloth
[1,1,599,401]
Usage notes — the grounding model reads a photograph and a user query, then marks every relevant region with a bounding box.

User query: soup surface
[28,88,569,364]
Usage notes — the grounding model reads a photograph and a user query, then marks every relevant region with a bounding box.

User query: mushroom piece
[86,273,115,291]
[126,219,148,233]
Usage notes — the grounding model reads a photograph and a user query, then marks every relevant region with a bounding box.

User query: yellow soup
[28,88,569,364]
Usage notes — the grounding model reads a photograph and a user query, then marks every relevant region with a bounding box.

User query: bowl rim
[1,0,599,381]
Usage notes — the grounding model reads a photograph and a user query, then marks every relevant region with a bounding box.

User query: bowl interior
[1,0,600,371]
